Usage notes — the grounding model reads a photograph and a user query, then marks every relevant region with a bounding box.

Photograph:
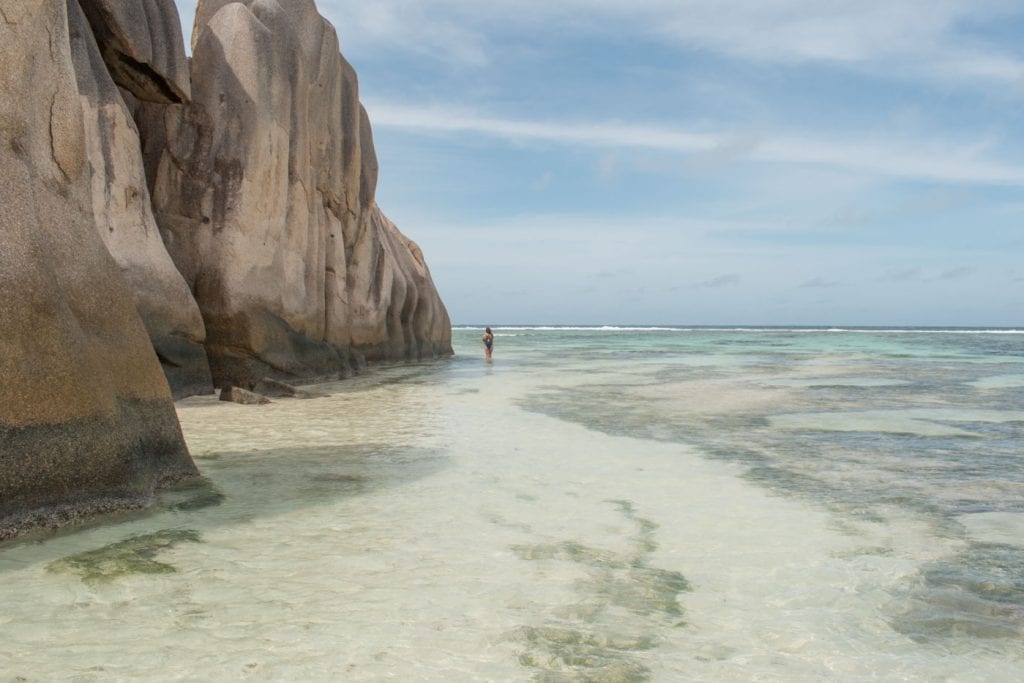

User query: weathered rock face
[76,0,191,104]
[68,0,213,398]
[143,0,452,387]
[1,0,450,537]
[0,0,198,540]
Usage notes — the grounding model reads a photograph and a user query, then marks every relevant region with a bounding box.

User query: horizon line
[451,324,1024,330]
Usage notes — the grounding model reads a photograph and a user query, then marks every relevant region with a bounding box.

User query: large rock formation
[70,0,213,398]
[0,0,451,539]
[0,0,198,540]
[141,0,451,388]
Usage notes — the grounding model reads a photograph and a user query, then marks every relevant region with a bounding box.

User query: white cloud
[368,102,719,152]
[316,0,1024,87]
[642,1,1010,67]
[366,101,1024,187]
[314,1,491,65]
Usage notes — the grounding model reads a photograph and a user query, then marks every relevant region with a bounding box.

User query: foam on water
[1,328,1023,680]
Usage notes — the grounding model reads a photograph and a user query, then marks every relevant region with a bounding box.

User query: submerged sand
[0,330,1022,680]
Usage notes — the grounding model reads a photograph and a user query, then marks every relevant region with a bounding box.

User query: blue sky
[174,1,1023,326]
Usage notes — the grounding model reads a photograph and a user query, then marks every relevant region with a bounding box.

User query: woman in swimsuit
[482,327,494,359]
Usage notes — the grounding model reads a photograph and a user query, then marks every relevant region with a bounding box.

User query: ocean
[1,326,1023,681]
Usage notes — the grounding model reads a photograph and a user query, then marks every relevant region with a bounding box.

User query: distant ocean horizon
[455,324,1024,333]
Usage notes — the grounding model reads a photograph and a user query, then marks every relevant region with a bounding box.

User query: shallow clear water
[1,327,1023,680]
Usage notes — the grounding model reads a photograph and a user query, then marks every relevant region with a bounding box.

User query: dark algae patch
[47,529,201,582]
[510,500,690,681]
[169,487,226,512]
[888,542,1024,642]
[161,477,226,512]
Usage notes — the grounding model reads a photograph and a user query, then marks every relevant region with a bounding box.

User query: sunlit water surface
[1,327,1023,681]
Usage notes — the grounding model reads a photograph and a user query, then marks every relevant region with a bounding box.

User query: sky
[173,1,1024,326]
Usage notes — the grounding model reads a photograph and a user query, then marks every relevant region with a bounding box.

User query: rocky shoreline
[0,0,452,541]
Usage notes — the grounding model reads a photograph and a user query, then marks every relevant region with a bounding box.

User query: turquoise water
[1,326,1022,680]
[487,327,1024,642]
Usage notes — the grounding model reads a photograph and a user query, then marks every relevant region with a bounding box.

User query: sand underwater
[1,326,1023,681]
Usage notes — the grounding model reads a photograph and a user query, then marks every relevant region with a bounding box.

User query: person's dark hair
[485,327,492,334]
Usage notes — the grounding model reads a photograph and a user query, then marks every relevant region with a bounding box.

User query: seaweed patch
[47,529,201,582]
[510,500,690,680]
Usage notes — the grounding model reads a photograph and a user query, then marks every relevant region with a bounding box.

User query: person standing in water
[482,327,494,359]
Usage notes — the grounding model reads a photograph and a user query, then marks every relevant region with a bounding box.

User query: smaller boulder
[252,377,323,399]
[218,386,270,405]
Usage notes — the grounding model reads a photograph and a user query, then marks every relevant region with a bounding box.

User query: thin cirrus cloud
[884,268,926,283]
[320,0,1024,86]
[643,0,1024,86]
[366,101,1024,187]
[881,267,978,283]
[937,267,977,281]
[695,274,742,289]
[800,277,841,289]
